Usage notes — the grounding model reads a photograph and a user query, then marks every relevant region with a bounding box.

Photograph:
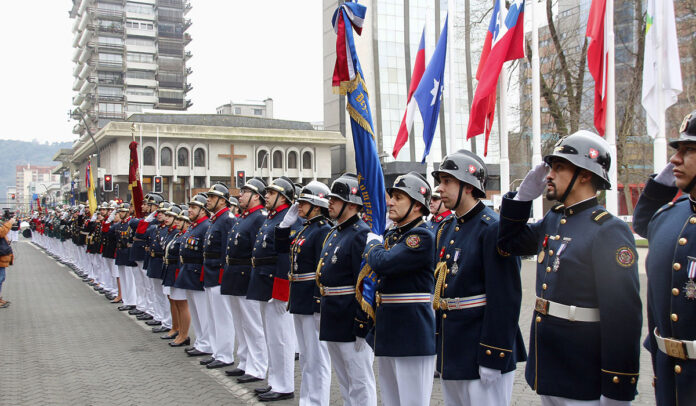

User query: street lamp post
[69,108,102,202]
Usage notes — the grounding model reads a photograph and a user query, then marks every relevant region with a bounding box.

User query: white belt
[439,294,487,310]
[320,285,355,296]
[377,292,432,305]
[654,328,696,360]
[534,297,600,322]
[289,272,315,282]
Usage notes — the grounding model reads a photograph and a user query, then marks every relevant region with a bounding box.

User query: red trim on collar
[243,204,264,218]
[268,204,290,219]
[435,210,452,223]
[192,215,209,227]
[210,207,229,222]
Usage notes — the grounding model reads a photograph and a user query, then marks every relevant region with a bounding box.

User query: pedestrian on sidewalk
[0,217,16,308]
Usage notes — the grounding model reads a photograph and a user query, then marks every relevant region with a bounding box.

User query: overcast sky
[0,1,324,144]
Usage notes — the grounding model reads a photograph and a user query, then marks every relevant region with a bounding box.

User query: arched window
[161,147,172,166]
[177,148,189,167]
[287,151,298,169]
[194,148,206,167]
[302,151,312,170]
[143,146,155,166]
[257,150,269,169]
[273,150,283,169]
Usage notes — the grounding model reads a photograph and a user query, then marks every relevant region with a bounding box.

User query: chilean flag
[392,28,426,159]
[586,0,607,136]
[466,0,525,156]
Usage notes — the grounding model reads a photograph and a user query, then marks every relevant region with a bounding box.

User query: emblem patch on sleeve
[615,246,636,268]
[405,235,421,248]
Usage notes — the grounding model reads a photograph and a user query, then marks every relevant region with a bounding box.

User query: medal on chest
[451,249,460,275]
[331,246,339,264]
[685,257,696,300]
[552,241,568,272]
[538,235,549,264]
[234,233,239,246]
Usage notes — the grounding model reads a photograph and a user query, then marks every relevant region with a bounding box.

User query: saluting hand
[654,162,676,187]
[279,202,300,228]
[514,163,550,201]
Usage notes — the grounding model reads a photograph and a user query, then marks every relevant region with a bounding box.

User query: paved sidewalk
[0,240,655,405]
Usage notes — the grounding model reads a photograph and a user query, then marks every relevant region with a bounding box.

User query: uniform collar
[242,204,264,218]
[561,196,598,217]
[394,217,424,234]
[690,196,696,213]
[268,204,289,219]
[433,209,452,223]
[336,214,360,231]
[168,225,178,232]
[210,206,229,222]
[456,201,485,224]
[304,215,326,226]
[191,215,209,227]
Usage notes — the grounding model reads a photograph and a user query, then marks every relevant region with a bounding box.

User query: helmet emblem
[589,148,599,159]
[468,165,476,174]
[318,193,324,198]
[351,187,358,195]
[419,186,427,195]
[680,113,692,133]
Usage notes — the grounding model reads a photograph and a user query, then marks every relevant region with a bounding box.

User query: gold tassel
[356,263,376,321]
[432,261,448,311]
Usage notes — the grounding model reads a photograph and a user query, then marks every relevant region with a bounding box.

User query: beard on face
[545,182,559,201]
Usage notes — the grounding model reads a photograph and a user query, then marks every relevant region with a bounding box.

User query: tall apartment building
[69,0,192,138]
[15,165,60,206]
[216,98,274,118]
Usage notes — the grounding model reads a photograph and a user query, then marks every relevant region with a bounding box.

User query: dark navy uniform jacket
[85,221,98,254]
[317,214,371,342]
[247,205,299,302]
[221,205,266,296]
[435,202,526,379]
[498,194,642,401]
[162,227,184,287]
[101,221,118,259]
[277,215,331,315]
[173,216,210,291]
[114,219,136,267]
[364,218,436,357]
[128,217,150,263]
[633,179,696,406]
[203,207,237,288]
[146,222,169,279]
[425,209,453,233]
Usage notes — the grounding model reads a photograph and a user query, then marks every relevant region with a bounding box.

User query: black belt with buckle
[226,257,251,265]
[251,257,277,267]
[180,256,203,264]
[204,252,221,260]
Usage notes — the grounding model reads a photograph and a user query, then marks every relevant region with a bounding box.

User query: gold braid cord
[432,219,450,311]
[355,263,376,321]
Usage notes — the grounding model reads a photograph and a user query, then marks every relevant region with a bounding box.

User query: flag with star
[413,15,448,163]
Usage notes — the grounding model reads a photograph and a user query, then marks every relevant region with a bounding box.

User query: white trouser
[260,299,295,394]
[132,262,147,311]
[326,340,376,406]
[229,296,267,378]
[441,370,516,406]
[119,265,137,306]
[152,279,172,328]
[88,253,98,279]
[205,286,236,363]
[541,396,600,406]
[108,259,119,294]
[142,270,155,314]
[378,355,435,406]
[186,289,212,353]
[294,313,331,406]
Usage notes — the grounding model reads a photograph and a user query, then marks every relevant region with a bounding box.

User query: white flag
[641,0,682,138]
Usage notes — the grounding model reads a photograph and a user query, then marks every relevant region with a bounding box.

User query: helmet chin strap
[397,201,415,225]
[435,200,443,215]
[558,168,582,204]
[336,200,348,221]
[453,182,465,213]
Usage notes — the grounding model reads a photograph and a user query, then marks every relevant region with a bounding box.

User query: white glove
[79,208,85,216]
[654,162,676,187]
[367,232,383,243]
[599,395,630,406]
[145,212,156,222]
[106,211,115,223]
[514,163,550,201]
[354,337,367,352]
[478,366,502,385]
[279,202,300,228]
[90,213,97,222]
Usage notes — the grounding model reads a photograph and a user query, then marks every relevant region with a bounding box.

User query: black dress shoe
[258,391,294,402]
[254,386,272,395]
[110,299,123,304]
[200,357,215,365]
[145,320,161,326]
[187,349,211,357]
[237,374,262,383]
[169,337,191,347]
[206,360,232,369]
[128,309,143,315]
[152,326,170,333]
[225,368,245,377]
[161,331,178,339]
[136,314,153,320]
[184,346,195,352]
[118,305,135,311]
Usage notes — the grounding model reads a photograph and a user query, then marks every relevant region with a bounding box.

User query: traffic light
[103,174,113,192]
[236,170,246,188]
[10,194,15,200]
[153,176,163,193]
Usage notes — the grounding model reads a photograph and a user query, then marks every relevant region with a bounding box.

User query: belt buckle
[439,299,449,311]
[179,256,184,263]
[288,273,293,282]
[664,338,688,360]
[535,298,549,315]
[375,292,382,306]
[251,257,256,267]
[319,286,325,296]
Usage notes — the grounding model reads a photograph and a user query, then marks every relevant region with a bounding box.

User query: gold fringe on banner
[355,263,376,321]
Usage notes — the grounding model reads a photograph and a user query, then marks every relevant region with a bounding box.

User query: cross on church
[218,144,247,187]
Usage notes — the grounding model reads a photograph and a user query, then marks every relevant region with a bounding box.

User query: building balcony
[124,77,157,87]
[72,47,81,63]
[73,77,85,91]
[78,12,90,31]
[184,50,192,60]
[183,32,192,45]
[125,94,157,103]
[78,47,92,64]
[184,1,191,14]
[126,61,157,71]
[72,14,81,33]
[73,62,83,77]
[79,79,95,94]
[157,80,183,89]
[125,27,156,37]
[89,7,125,20]
[78,29,92,48]
[73,93,85,106]
[93,41,125,51]
[97,94,125,102]
[94,60,125,72]
[98,111,126,120]
[79,63,93,80]
[95,22,124,34]
[184,18,192,30]
[158,0,184,8]
[156,13,183,23]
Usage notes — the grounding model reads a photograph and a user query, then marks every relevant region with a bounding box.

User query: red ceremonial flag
[129,141,144,218]
[586,0,608,136]
[466,0,525,156]
[392,28,426,158]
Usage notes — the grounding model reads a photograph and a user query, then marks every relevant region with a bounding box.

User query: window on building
[253,108,263,116]
[126,37,155,47]
[126,2,155,15]
[143,146,155,166]
[194,176,206,188]
[98,36,123,46]
[98,86,123,97]
[126,103,154,112]
[234,107,242,115]
[302,151,312,170]
[127,52,155,63]
[98,71,123,85]
[287,151,298,169]
[272,150,283,169]
[177,148,189,167]
[126,20,154,30]
[98,52,122,63]
[126,88,155,96]
[96,3,123,11]
[126,70,156,80]
[194,148,206,167]
[257,150,269,169]
[98,103,122,113]
[161,147,172,166]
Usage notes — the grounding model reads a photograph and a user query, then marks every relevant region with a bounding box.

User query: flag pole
[605,0,619,215]
[447,6,457,154]
[653,2,667,171]
[530,0,543,219]
[139,125,143,184]
[499,65,510,196]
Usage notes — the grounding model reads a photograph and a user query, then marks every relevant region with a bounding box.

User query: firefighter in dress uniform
[363,172,437,406]
[497,131,642,406]
[142,202,171,327]
[114,203,137,307]
[425,191,453,233]
[163,206,191,345]
[633,111,696,406]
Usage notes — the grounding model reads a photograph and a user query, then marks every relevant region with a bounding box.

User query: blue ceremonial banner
[70,180,76,205]
[332,0,386,321]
